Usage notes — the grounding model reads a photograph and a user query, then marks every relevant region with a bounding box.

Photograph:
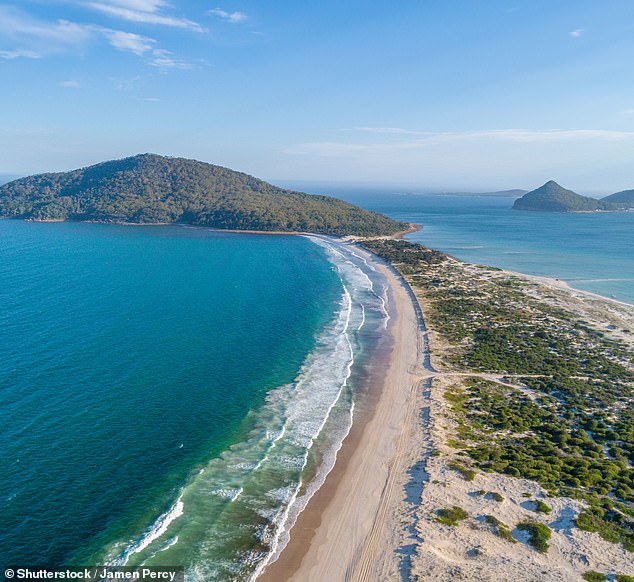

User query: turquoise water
[0,221,390,580]
[378,195,634,304]
[299,187,634,304]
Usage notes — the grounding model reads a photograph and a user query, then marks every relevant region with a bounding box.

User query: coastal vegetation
[517,521,551,553]
[436,506,469,526]
[484,515,516,543]
[447,459,476,481]
[0,154,408,236]
[360,239,634,554]
[582,571,607,582]
[534,500,552,514]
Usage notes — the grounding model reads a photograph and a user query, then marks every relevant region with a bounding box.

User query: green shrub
[582,572,606,582]
[576,507,634,552]
[436,506,468,526]
[616,575,634,582]
[517,521,551,553]
[448,460,476,481]
[491,491,504,502]
[535,500,552,514]
[484,515,516,543]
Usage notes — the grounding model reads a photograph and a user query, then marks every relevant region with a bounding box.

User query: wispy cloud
[104,30,155,55]
[0,49,41,59]
[209,8,247,23]
[0,6,94,49]
[0,6,194,70]
[149,49,193,70]
[288,128,634,156]
[86,1,204,31]
[59,80,81,88]
[569,28,584,38]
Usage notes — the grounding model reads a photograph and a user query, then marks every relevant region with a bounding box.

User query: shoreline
[502,267,634,309]
[259,244,425,581]
[16,217,631,307]
[259,240,634,581]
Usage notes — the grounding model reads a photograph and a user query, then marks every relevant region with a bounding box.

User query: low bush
[436,506,468,526]
[517,521,551,553]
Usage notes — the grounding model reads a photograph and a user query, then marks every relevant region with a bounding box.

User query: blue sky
[2,1,634,192]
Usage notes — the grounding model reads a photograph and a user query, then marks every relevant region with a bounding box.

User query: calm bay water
[0,220,390,580]
[297,186,634,304]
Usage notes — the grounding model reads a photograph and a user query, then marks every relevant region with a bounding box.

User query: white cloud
[0,6,194,72]
[104,30,155,55]
[288,128,634,156]
[0,49,41,59]
[104,0,168,11]
[60,80,81,88]
[209,8,247,23]
[0,6,94,47]
[569,28,584,38]
[86,2,204,31]
[149,49,193,70]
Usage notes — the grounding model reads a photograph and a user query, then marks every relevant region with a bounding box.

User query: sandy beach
[260,243,634,582]
[260,246,427,581]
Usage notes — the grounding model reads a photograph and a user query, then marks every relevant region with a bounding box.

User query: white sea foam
[108,237,391,581]
[211,487,244,502]
[117,495,184,564]
[249,239,391,580]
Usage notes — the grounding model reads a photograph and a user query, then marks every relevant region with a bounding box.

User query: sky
[2,1,634,192]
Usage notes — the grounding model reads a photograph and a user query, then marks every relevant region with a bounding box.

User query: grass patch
[582,572,606,582]
[484,515,516,543]
[517,521,551,553]
[448,460,476,482]
[576,507,634,552]
[535,500,552,514]
[616,575,634,582]
[436,506,468,526]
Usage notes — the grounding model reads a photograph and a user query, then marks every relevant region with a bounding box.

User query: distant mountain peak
[513,180,612,212]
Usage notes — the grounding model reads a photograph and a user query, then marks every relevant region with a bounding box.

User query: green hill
[602,189,634,208]
[0,154,409,236]
[513,180,614,212]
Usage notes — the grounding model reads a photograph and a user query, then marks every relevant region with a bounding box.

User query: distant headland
[0,154,409,237]
[513,180,634,212]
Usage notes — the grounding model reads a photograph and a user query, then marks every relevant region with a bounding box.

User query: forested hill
[0,154,409,236]
[602,189,634,207]
[513,180,614,212]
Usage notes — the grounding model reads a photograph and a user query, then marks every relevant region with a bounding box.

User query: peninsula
[265,237,634,581]
[0,154,408,237]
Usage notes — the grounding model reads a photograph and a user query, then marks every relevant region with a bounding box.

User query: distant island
[513,180,634,212]
[0,154,409,237]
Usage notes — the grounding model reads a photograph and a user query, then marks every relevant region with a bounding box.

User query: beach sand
[260,248,634,582]
[259,247,426,581]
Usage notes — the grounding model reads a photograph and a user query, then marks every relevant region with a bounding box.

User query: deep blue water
[0,221,390,580]
[0,222,344,571]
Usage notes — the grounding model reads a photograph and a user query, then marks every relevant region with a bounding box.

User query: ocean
[0,221,391,580]
[2,189,633,579]
[293,186,634,304]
